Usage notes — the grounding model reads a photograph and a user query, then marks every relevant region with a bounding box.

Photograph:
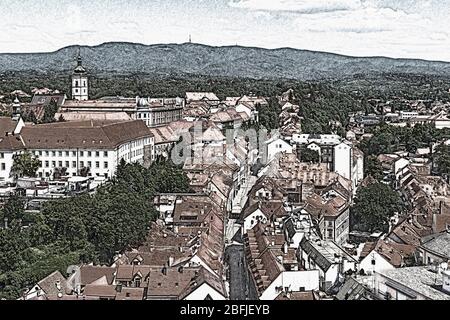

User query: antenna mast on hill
[189,34,192,43]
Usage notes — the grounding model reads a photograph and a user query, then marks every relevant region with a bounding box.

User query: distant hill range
[1,42,450,80]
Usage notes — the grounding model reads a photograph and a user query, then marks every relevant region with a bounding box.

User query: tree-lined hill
[1,42,450,80]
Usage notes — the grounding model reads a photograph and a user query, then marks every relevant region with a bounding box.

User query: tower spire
[77,47,82,67]
[12,95,21,120]
[72,47,89,101]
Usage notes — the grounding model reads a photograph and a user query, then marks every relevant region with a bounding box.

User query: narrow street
[224,244,258,300]
[224,174,259,299]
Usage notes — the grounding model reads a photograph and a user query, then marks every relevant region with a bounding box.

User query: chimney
[168,256,175,267]
[4,217,8,229]
[55,280,61,291]
[283,242,289,254]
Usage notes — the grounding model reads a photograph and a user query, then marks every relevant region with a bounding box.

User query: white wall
[290,232,306,249]
[72,75,89,101]
[292,134,341,145]
[183,283,226,300]
[260,270,320,300]
[359,251,394,275]
[29,136,153,180]
[435,119,450,129]
[352,153,364,191]
[189,256,219,278]
[334,143,351,180]
[443,272,450,294]
[236,104,252,119]
[22,284,44,300]
[14,118,25,134]
[0,151,17,183]
[243,209,267,233]
[266,139,293,163]
[394,158,410,179]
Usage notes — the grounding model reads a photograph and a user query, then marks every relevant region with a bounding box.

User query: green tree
[351,183,404,233]
[364,156,384,181]
[42,100,58,123]
[258,97,281,131]
[22,110,37,124]
[0,194,25,222]
[11,152,40,178]
[299,146,320,163]
[433,144,450,182]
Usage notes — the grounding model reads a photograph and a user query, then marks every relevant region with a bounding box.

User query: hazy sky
[1,0,449,61]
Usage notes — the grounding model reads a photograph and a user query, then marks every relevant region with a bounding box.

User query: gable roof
[275,291,316,300]
[20,120,152,150]
[336,277,375,300]
[420,231,450,259]
[79,266,115,286]
[0,134,24,151]
[243,200,287,220]
[37,271,69,296]
[180,267,227,299]
[115,287,145,300]
[300,237,356,272]
[83,285,117,298]
[146,267,198,298]
[361,239,416,268]
[0,117,18,134]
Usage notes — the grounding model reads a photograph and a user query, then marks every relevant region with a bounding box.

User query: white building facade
[1,120,154,181]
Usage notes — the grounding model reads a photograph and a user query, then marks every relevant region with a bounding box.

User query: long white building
[0,117,155,183]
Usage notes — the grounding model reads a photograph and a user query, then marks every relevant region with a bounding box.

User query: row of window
[42,160,109,169]
[120,141,144,152]
[73,80,87,87]
[38,172,108,178]
[33,150,109,158]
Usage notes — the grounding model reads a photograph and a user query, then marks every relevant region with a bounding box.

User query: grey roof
[300,238,356,272]
[31,94,66,107]
[37,271,69,296]
[336,277,375,300]
[420,231,450,259]
[284,217,296,239]
[379,267,450,300]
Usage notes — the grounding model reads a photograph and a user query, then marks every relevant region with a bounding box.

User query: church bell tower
[72,49,89,101]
